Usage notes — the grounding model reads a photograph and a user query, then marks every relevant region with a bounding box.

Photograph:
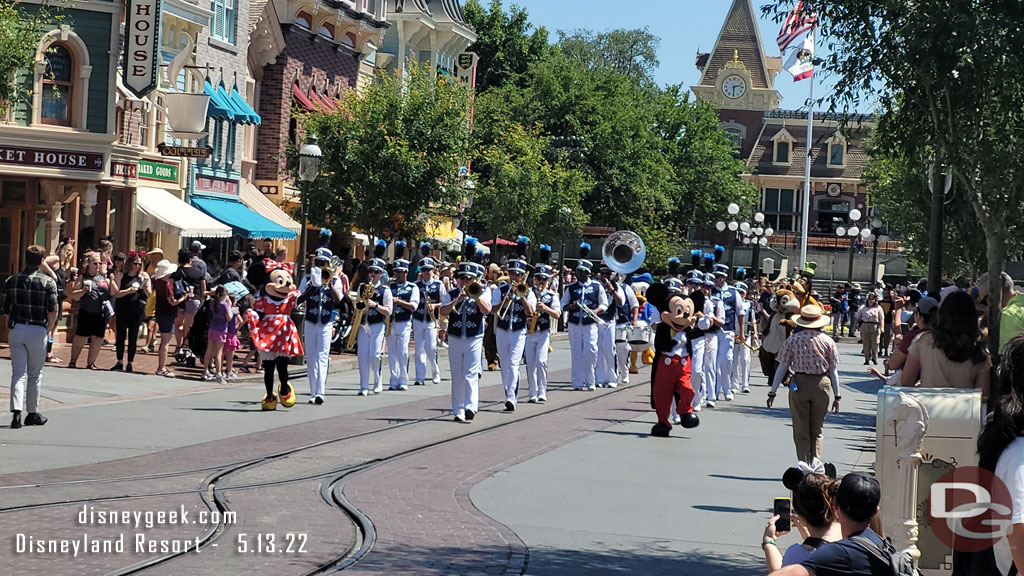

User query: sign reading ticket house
[123,0,161,97]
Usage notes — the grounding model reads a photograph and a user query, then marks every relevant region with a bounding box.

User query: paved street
[0,337,879,575]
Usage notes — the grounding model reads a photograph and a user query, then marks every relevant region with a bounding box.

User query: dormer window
[319,23,334,40]
[770,127,796,166]
[340,33,356,50]
[826,132,847,167]
[295,11,312,30]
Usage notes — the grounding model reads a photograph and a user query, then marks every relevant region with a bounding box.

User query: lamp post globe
[297,134,323,277]
[727,203,740,215]
[716,221,727,232]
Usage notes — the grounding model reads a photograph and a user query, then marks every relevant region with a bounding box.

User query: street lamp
[835,207,874,284]
[741,212,774,278]
[717,203,742,270]
[297,134,322,278]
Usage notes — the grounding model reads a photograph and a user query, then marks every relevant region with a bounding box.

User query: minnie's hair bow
[264,259,295,275]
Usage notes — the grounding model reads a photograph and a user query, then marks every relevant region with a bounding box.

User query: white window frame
[211,0,236,43]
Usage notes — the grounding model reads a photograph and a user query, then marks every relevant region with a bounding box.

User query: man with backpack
[770,472,919,575]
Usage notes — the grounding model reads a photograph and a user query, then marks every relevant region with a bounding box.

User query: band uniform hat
[734,282,748,294]
[534,264,553,279]
[507,259,527,273]
[394,259,410,272]
[471,262,486,278]
[703,272,716,287]
[368,258,387,272]
[419,257,435,270]
[713,263,729,277]
[685,270,703,285]
[457,262,476,278]
[795,305,830,330]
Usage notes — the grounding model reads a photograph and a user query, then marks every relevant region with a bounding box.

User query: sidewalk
[471,341,880,575]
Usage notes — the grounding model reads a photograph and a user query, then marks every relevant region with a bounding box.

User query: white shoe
[217,374,226,384]
[373,384,382,394]
[528,396,538,403]
[725,393,734,401]
[707,401,716,408]
[308,397,316,404]
[693,404,702,413]
[358,389,369,396]
[742,386,750,393]
[538,396,547,403]
[227,371,238,381]
[399,384,408,391]
[587,384,596,391]
[203,371,214,381]
[608,382,618,388]
[432,378,441,385]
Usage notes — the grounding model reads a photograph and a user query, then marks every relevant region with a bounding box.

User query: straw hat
[794,305,829,330]
[152,259,177,280]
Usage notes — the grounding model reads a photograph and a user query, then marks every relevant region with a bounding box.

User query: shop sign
[110,161,138,179]
[157,144,212,158]
[0,145,104,170]
[138,159,178,183]
[195,174,239,196]
[123,0,161,98]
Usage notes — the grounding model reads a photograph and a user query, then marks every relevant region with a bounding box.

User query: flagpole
[798,31,815,271]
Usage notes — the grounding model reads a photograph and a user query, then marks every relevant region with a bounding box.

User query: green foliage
[0,1,64,111]
[296,64,472,240]
[462,0,552,92]
[557,27,660,84]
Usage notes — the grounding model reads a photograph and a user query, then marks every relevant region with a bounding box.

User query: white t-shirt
[995,436,1024,575]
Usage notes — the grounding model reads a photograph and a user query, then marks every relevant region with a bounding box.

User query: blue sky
[508,0,835,112]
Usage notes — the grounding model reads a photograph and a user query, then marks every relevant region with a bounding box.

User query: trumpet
[580,301,609,329]
[455,280,482,314]
[346,283,375,350]
[496,282,528,320]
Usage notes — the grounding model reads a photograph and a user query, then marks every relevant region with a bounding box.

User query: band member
[440,237,492,423]
[492,237,536,411]
[732,281,756,394]
[702,271,724,407]
[680,271,711,414]
[560,243,608,391]
[297,253,343,404]
[525,245,560,403]
[356,241,393,396]
[613,271,640,387]
[664,257,684,292]
[388,242,419,390]
[712,264,745,401]
[595,263,622,387]
[412,244,442,386]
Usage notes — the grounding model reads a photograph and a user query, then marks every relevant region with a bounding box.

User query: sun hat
[794,305,829,330]
[152,259,177,280]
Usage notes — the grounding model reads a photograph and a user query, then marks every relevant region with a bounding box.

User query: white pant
[524,330,550,399]
[9,323,47,413]
[733,339,751,391]
[595,321,617,384]
[615,338,631,385]
[449,335,483,418]
[412,319,440,383]
[388,320,412,387]
[357,322,387,392]
[495,327,526,404]
[567,322,598,389]
[689,336,707,409]
[703,331,719,401]
[303,320,333,398]
[716,330,735,395]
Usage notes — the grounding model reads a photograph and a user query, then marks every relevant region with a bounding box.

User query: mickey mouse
[646,283,701,437]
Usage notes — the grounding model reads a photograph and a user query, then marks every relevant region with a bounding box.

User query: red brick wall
[255,27,360,181]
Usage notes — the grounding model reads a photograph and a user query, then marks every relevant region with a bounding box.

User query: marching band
[329,230,762,424]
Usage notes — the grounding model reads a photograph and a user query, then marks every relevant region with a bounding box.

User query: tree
[556,27,660,84]
[762,0,1024,358]
[0,1,64,112]
[462,0,552,92]
[296,64,472,241]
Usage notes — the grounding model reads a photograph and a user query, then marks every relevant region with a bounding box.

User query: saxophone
[346,282,375,350]
[528,289,543,335]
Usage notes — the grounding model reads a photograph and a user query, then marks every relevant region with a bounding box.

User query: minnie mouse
[646,283,701,437]
[247,259,304,410]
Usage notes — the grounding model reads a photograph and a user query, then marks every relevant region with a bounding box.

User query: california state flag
[783,30,815,81]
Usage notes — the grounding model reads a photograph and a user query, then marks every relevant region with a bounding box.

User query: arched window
[341,33,356,49]
[295,11,312,29]
[319,23,334,40]
[41,45,73,126]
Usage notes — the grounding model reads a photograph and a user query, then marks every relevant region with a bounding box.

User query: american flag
[777,1,818,53]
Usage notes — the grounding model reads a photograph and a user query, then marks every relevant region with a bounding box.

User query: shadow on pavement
[708,473,780,483]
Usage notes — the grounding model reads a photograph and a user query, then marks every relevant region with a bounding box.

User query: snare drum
[627,322,653,351]
[615,325,631,343]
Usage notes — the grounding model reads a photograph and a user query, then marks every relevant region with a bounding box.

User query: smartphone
[773,497,792,532]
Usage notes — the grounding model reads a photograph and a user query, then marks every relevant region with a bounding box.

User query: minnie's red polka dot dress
[248,291,304,358]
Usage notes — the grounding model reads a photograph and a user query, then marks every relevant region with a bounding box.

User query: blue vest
[413,279,442,322]
[495,283,528,332]
[303,282,337,324]
[446,287,485,338]
[534,289,556,333]
[567,281,601,326]
[718,287,738,332]
[615,287,634,325]
[363,283,389,325]
[390,281,417,323]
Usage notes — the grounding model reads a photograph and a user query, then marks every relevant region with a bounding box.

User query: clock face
[723,75,746,99]
[827,183,842,197]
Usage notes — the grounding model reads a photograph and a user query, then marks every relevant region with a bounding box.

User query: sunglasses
[370,270,382,274]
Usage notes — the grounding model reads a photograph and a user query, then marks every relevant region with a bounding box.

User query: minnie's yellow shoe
[261,394,278,411]
[279,383,296,407]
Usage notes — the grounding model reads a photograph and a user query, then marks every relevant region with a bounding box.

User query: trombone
[496,282,528,320]
[454,280,482,315]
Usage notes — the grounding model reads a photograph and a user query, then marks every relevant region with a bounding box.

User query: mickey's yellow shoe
[261,394,278,411]
[279,383,296,407]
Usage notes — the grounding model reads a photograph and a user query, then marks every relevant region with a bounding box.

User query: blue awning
[192,196,296,239]
[228,85,261,125]
[203,80,235,122]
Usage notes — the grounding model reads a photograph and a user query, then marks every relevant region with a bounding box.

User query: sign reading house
[123,0,161,98]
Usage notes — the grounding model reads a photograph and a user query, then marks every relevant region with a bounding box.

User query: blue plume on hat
[579,242,591,259]
[320,228,332,237]
[667,257,680,275]
[374,239,387,259]
[463,236,477,261]
[538,244,551,264]
[420,241,431,257]
[702,252,715,270]
[516,235,530,258]
[691,249,703,269]
[735,266,747,281]
[394,240,406,260]
[714,245,725,262]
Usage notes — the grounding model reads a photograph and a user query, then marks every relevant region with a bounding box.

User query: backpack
[173,275,188,300]
[850,535,922,576]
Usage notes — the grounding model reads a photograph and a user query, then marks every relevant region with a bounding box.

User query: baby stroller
[180,298,212,368]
